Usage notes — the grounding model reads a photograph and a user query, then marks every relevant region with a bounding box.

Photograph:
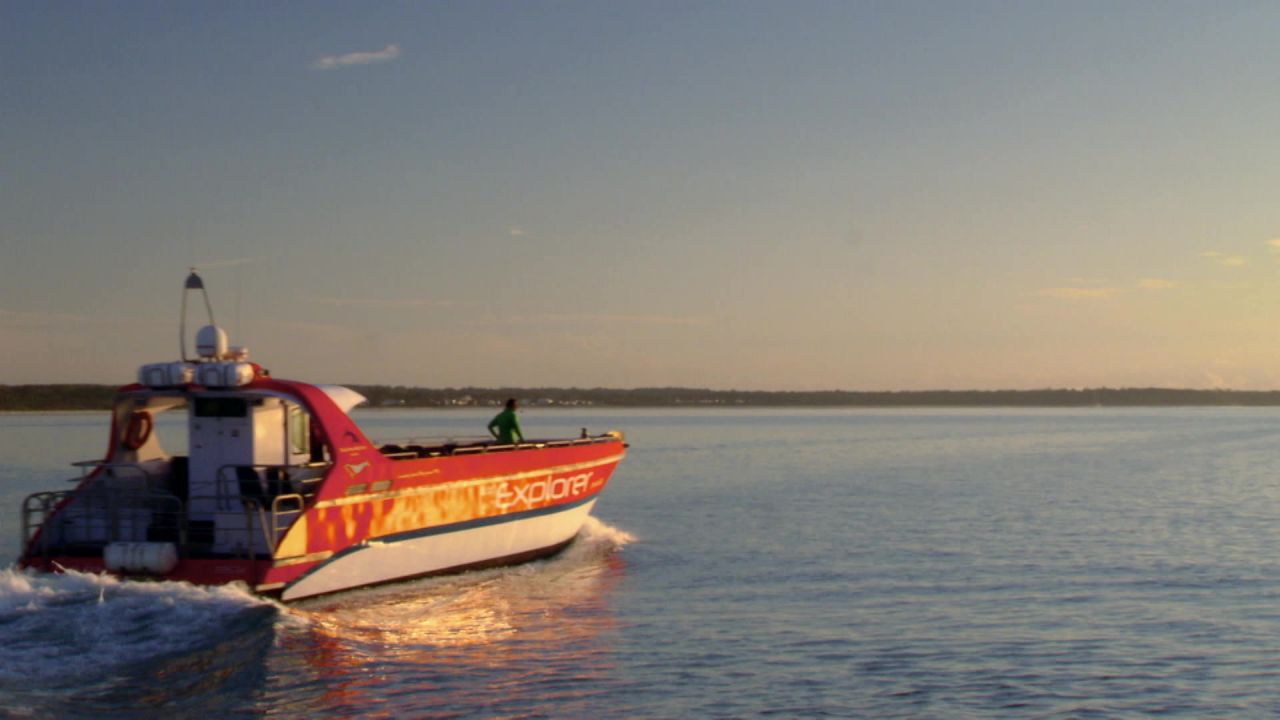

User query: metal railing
[378,433,621,459]
[214,462,328,510]
[21,490,71,554]
[20,459,325,561]
[239,492,307,557]
[21,487,185,557]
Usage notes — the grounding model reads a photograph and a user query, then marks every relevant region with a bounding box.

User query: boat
[17,272,627,601]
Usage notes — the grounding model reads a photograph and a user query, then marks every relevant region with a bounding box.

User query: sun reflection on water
[261,519,633,717]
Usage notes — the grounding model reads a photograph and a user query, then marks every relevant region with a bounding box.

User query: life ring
[122,410,153,450]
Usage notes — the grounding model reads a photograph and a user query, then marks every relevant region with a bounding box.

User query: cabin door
[187,395,256,524]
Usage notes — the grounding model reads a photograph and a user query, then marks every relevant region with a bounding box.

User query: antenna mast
[180,269,217,361]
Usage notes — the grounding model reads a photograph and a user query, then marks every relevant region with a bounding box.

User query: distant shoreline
[6,384,1280,411]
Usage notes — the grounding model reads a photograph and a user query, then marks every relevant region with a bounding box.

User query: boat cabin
[22,327,357,567]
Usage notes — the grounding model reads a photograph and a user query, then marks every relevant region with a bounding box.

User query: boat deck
[375,432,621,460]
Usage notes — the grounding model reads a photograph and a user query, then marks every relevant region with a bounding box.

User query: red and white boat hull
[276,499,597,601]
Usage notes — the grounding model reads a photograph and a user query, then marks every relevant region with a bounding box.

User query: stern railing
[21,458,324,560]
[21,487,185,557]
[20,490,71,557]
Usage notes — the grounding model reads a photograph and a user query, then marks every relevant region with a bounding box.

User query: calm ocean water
[3,407,1280,717]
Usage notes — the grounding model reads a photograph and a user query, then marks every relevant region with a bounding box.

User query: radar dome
[195,325,228,360]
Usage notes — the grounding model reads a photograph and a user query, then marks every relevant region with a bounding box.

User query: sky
[5,1,1280,391]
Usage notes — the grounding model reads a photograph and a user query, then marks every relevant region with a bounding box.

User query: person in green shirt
[488,398,524,445]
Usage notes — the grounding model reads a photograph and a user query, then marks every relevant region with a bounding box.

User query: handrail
[215,461,330,510]
[377,433,621,460]
[21,490,71,554]
[22,480,307,561]
[67,460,152,482]
[270,494,305,554]
[104,463,151,484]
[212,464,316,554]
[240,492,307,556]
[21,488,185,555]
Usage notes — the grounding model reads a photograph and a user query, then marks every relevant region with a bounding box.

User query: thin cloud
[310,296,455,309]
[1267,238,1280,251]
[1203,370,1228,389]
[1137,278,1175,290]
[482,313,714,327]
[1201,251,1247,267]
[1036,287,1121,300]
[311,44,401,70]
[193,256,270,270]
[509,226,526,237]
[0,308,87,327]
[255,318,359,346]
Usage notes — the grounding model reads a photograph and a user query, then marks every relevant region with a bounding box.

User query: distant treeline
[351,386,1280,408]
[8,384,1280,411]
[0,385,119,411]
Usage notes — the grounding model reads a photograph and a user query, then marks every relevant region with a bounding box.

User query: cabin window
[288,405,310,456]
[194,397,248,418]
